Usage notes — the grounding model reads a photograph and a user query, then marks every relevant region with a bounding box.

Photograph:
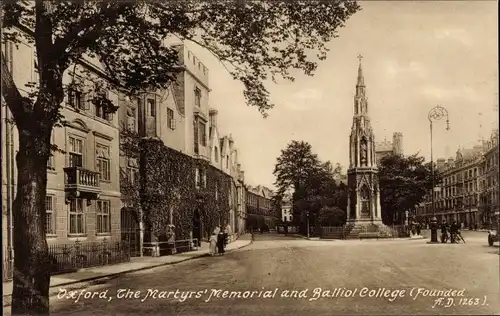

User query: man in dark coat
[440,220,449,243]
[450,220,459,243]
[217,230,225,255]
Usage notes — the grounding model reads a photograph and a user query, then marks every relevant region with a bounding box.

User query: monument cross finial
[357,54,363,63]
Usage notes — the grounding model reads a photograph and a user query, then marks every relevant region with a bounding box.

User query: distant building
[246,185,279,230]
[416,132,498,228]
[480,130,499,225]
[281,198,293,223]
[333,173,347,186]
[375,132,403,165]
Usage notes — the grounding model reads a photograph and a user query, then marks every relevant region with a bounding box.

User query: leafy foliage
[120,127,232,240]
[378,153,438,225]
[318,206,346,226]
[273,140,346,231]
[2,0,360,118]
[138,138,196,239]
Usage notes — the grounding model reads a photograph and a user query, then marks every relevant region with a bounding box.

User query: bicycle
[450,232,466,244]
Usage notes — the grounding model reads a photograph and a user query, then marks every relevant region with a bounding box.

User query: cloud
[434,28,473,46]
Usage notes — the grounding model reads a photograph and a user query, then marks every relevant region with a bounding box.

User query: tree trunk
[11,130,52,316]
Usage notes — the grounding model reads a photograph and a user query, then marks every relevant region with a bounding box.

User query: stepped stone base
[344,221,393,239]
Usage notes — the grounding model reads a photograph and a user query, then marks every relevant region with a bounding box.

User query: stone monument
[345,55,390,238]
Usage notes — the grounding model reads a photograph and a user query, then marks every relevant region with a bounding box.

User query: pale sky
[187,1,498,189]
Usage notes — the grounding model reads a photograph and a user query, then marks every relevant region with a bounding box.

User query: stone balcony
[64,167,102,201]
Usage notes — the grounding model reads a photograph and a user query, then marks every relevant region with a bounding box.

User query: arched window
[360,185,370,214]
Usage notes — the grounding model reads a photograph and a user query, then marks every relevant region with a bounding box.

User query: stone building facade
[416,130,499,228]
[375,132,404,165]
[246,185,278,231]
[2,30,122,263]
[117,43,249,253]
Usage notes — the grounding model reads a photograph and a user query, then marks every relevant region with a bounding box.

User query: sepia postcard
[1,1,499,315]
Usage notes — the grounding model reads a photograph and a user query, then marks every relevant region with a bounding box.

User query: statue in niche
[360,139,367,167]
[360,185,370,214]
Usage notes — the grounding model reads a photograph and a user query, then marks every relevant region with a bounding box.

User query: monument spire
[354,54,368,116]
[357,54,365,87]
[345,56,387,236]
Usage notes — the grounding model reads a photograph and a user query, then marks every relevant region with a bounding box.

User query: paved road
[10,232,500,315]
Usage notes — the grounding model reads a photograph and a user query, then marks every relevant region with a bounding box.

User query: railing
[64,167,101,190]
[143,239,199,257]
[3,240,130,281]
[49,240,130,274]
[320,225,410,239]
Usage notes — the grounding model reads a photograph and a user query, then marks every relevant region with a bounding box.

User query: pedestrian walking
[217,229,225,255]
[440,220,449,243]
[223,226,229,248]
[450,221,459,243]
[209,228,218,256]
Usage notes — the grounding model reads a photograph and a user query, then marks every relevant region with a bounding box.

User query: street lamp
[306,211,310,239]
[428,105,450,243]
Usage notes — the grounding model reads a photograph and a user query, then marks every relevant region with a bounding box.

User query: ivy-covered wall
[139,138,196,240]
[133,138,234,242]
[195,160,232,239]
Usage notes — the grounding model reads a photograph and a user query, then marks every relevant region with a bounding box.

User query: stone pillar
[367,140,372,167]
[371,188,375,221]
[139,219,144,258]
[356,189,361,220]
[376,190,382,220]
[347,193,351,222]
[356,138,360,167]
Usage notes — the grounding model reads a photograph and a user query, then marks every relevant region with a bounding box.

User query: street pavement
[5,231,499,316]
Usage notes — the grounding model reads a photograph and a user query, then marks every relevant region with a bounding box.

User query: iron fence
[49,240,130,274]
[143,238,199,257]
[320,225,410,239]
[3,240,130,281]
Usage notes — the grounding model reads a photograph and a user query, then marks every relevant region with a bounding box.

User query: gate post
[139,219,144,257]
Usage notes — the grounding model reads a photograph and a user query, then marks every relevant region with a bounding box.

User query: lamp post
[306,211,310,239]
[428,105,450,243]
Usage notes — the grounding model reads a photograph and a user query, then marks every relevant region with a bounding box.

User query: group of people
[209,227,229,256]
[440,220,466,244]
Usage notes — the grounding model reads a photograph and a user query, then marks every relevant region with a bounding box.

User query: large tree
[273,140,346,233]
[1,1,360,314]
[318,205,346,226]
[378,153,436,225]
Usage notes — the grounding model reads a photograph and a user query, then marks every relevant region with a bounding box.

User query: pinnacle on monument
[357,54,365,87]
